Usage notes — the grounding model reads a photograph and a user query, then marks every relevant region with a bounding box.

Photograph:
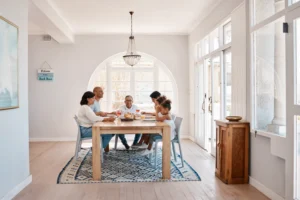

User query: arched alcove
[88,52,178,113]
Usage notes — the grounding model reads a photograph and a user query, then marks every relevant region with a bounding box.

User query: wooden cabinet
[215,120,250,184]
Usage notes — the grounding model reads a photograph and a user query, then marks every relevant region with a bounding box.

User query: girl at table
[133,96,167,148]
[139,99,176,156]
[78,91,115,150]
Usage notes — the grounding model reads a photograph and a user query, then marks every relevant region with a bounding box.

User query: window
[291,0,300,5]
[223,22,232,44]
[296,18,300,104]
[253,17,286,135]
[296,116,300,199]
[224,50,232,116]
[89,55,175,112]
[253,0,284,25]
[210,28,220,51]
[202,36,209,56]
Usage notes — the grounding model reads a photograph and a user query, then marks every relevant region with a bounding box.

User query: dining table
[92,118,171,181]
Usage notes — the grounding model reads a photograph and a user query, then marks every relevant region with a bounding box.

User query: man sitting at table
[91,86,113,152]
[115,95,141,150]
[91,87,108,117]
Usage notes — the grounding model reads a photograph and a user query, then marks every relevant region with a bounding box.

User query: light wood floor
[14,140,269,200]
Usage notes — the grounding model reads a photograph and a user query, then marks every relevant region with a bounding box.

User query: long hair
[80,91,95,105]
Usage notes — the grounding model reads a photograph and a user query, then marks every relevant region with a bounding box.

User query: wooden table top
[93,120,168,130]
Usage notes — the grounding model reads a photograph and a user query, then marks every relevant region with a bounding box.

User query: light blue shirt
[91,99,101,113]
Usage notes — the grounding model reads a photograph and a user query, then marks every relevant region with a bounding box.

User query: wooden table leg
[162,126,171,179]
[92,126,101,180]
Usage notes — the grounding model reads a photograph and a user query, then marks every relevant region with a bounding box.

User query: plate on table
[120,117,134,122]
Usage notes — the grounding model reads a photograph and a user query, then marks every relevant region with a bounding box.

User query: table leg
[92,126,101,180]
[162,126,171,179]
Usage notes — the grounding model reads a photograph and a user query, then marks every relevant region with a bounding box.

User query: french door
[286,4,300,199]
[196,53,225,157]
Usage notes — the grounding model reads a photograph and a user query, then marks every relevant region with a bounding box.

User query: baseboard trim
[188,136,196,142]
[1,175,32,200]
[30,135,194,142]
[249,176,284,200]
[30,137,76,142]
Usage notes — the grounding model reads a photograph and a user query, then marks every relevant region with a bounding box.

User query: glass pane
[210,28,219,51]
[225,51,232,116]
[159,82,173,91]
[135,92,153,103]
[205,58,212,149]
[254,17,286,135]
[112,91,129,102]
[94,81,107,90]
[202,36,209,56]
[223,22,232,44]
[135,72,154,81]
[135,82,154,91]
[291,0,300,5]
[212,56,221,151]
[111,72,130,81]
[159,68,172,81]
[296,18,300,104]
[296,116,300,199]
[160,91,174,101]
[254,0,284,25]
[112,82,130,91]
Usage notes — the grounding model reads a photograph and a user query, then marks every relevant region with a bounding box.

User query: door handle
[208,96,212,113]
[202,93,206,113]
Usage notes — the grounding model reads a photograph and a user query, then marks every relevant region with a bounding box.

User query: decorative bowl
[226,116,242,122]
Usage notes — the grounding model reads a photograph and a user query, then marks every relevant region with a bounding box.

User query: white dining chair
[74,115,104,162]
[151,117,184,168]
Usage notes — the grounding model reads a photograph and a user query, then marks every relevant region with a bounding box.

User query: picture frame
[0,16,19,110]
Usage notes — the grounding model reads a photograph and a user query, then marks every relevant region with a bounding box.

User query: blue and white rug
[57,148,201,184]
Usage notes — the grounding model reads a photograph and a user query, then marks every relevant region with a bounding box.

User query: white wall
[189,0,286,199]
[188,0,245,140]
[0,0,31,199]
[28,35,189,140]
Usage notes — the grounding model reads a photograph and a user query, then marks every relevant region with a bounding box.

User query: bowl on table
[226,116,242,122]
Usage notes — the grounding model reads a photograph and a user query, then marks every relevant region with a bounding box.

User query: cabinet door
[215,125,221,176]
[216,126,227,178]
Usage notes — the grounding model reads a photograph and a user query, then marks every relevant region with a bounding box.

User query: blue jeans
[80,126,113,149]
[149,134,162,144]
[118,134,141,146]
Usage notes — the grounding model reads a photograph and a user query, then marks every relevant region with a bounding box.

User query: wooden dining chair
[151,117,184,168]
[74,115,104,162]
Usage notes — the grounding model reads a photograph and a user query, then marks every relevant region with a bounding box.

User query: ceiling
[28,0,222,42]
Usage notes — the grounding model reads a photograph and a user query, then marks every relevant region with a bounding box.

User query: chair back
[74,115,82,140]
[174,117,183,140]
[171,114,176,121]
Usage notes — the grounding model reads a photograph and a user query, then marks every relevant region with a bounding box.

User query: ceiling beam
[29,0,74,44]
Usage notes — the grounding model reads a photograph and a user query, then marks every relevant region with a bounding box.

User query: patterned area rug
[57,148,201,184]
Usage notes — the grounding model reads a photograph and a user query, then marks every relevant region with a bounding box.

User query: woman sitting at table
[78,91,115,149]
[139,99,176,156]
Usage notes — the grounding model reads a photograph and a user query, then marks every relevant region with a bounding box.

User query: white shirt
[119,104,139,117]
[164,119,176,140]
[90,99,101,113]
[78,105,104,127]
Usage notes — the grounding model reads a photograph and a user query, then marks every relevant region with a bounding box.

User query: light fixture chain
[131,13,133,37]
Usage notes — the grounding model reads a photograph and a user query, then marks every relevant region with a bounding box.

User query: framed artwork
[0,16,19,110]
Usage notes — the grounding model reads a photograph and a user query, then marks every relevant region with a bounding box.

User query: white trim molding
[30,137,77,142]
[1,175,32,200]
[249,176,285,200]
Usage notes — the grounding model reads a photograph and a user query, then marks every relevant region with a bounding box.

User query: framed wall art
[0,16,19,110]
